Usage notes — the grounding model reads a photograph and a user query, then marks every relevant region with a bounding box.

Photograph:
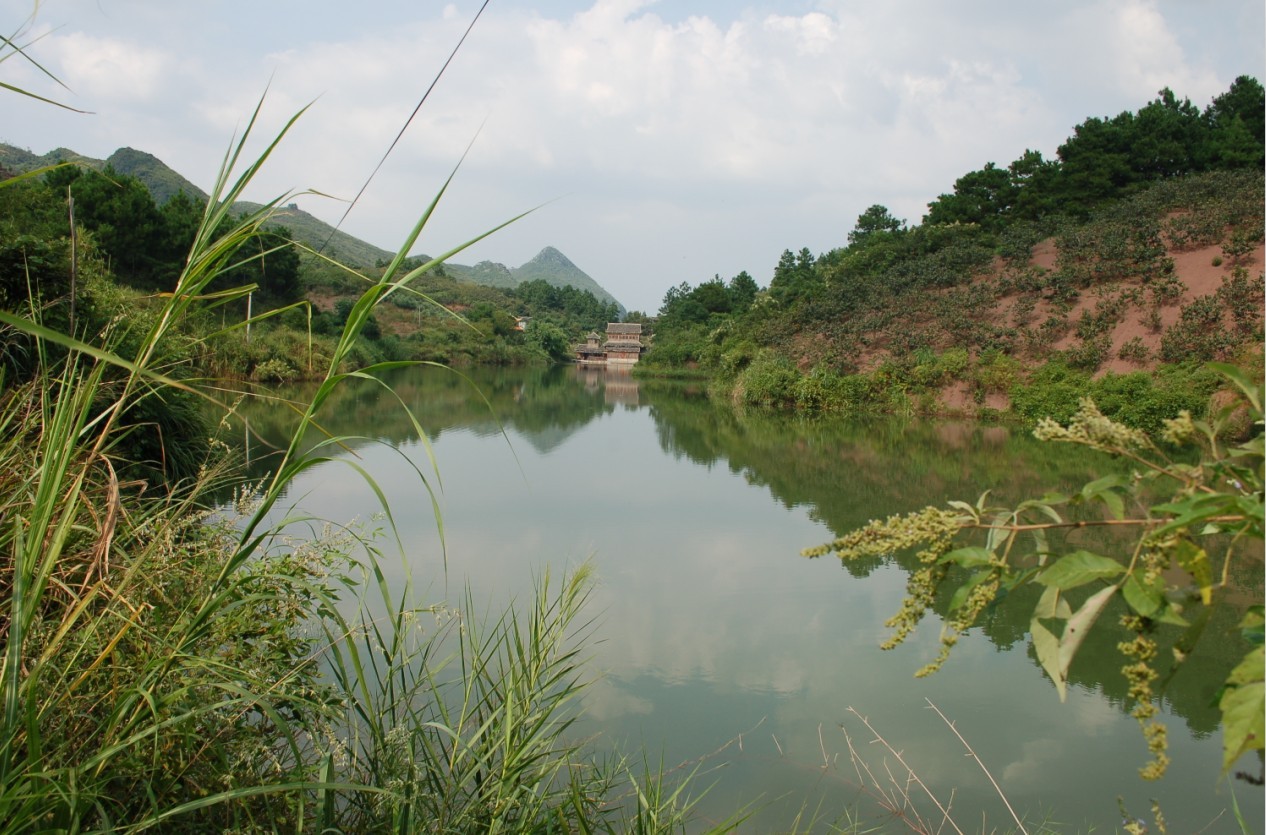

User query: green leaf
[1240,606,1264,646]
[1034,584,1072,620]
[1032,586,1074,702]
[947,569,993,613]
[1018,497,1067,525]
[1152,493,1242,537]
[1158,606,1213,691]
[1001,566,1040,592]
[1031,620,1066,702]
[1122,574,1163,618]
[1097,489,1124,521]
[938,547,994,569]
[1220,646,1265,773]
[1057,585,1117,688]
[1156,604,1190,628]
[1083,475,1126,495]
[1209,362,1263,413]
[1036,551,1125,591]
[1173,539,1213,605]
[1028,526,1051,561]
[1080,475,1126,519]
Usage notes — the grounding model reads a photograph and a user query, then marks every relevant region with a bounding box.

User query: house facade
[574,322,645,365]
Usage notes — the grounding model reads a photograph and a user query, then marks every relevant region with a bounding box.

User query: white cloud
[49,32,169,102]
[762,12,837,56]
[1110,0,1223,102]
[3,0,1261,311]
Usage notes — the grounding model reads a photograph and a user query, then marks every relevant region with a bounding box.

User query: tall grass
[0,99,736,832]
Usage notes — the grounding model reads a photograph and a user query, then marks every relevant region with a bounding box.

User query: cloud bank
[3,0,1261,310]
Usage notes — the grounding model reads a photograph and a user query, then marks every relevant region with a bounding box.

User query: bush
[735,350,800,407]
[253,356,298,382]
[1160,295,1238,363]
[972,350,1022,394]
[1118,336,1151,365]
[1010,362,1092,424]
[793,366,875,412]
[1091,371,1204,434]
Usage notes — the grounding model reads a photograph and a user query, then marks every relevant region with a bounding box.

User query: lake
[223,364,1262,832]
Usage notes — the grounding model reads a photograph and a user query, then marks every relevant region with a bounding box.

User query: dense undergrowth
[0,98,743,832]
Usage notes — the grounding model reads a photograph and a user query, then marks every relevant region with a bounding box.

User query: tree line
[642,76,1265,393]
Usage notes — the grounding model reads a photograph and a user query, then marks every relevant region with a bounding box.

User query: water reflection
[215,365,1262,831]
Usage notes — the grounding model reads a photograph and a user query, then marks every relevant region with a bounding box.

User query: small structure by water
[575,322,645,366]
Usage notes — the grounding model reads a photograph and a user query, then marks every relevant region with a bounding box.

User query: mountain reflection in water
[215,364,1262,832]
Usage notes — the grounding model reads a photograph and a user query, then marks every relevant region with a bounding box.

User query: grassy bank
[0,114,742,833]
[653,340,1261,436]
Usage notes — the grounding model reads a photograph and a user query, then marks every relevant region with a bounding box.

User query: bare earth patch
[932,237,1265,417]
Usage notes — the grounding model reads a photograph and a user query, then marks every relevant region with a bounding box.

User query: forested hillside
[0,157,625,381]
[0,142,624,307]
[642,77,1266,427]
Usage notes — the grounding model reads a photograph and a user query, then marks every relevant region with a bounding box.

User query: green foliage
[924,161,1019,231]
[767,247,821,306]
[805,364,1264,782]
[792,366,882,413]
[1118,336,1151,365]
[727,270,759,312]
[44,164,171,288]
[0,233,68,311]
[734,350,800,407]
[0,88,732,834]
[1205,75,1266,169]
[511,277,619,332]
[848,204,906,244]
[524,320,571,362]
[217,226,303,308]
[1160,269,1266,365]
[1012,363,1221,433]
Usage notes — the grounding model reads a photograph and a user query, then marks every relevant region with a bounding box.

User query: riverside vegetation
[0,54,743,831]
[638,80,1266,812]
[0,156,620,382]
[2,13,1264,834]
[638,79,1265,431]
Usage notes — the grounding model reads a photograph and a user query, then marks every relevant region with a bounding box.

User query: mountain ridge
[0,142,624,311]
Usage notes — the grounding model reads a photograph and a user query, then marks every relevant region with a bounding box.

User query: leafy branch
[804,362,1264,780]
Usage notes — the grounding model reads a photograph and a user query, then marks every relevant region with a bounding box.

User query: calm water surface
[226,365,1262,832]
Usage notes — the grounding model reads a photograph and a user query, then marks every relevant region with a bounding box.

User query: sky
[3,0,1263,313]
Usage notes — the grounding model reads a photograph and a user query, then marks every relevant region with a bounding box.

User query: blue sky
[3,0,1263,312]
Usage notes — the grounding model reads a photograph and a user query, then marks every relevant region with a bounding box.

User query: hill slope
[512,246,622,312]
[0,142,624,309]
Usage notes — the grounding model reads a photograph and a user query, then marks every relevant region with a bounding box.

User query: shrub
[972,350,1022,394]
[253,356,297,382]
[735,350,801,407]
[1118,336,1151,364]
[804,366,1264,784]
[1220,268,1266,335]
[1063,334,1112,372]
[1160,295,1237,363]
[1011,362,1092,424]
[793,365,877,412]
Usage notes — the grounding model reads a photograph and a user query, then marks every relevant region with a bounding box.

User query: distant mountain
[105,148,208,205]
[0,142,624,309]
[236,200,396,268]
[451,260,516,289]
[512,246,621,311]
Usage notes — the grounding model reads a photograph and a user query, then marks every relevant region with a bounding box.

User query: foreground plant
[804,363,1264,781]
[0,73,734,835]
